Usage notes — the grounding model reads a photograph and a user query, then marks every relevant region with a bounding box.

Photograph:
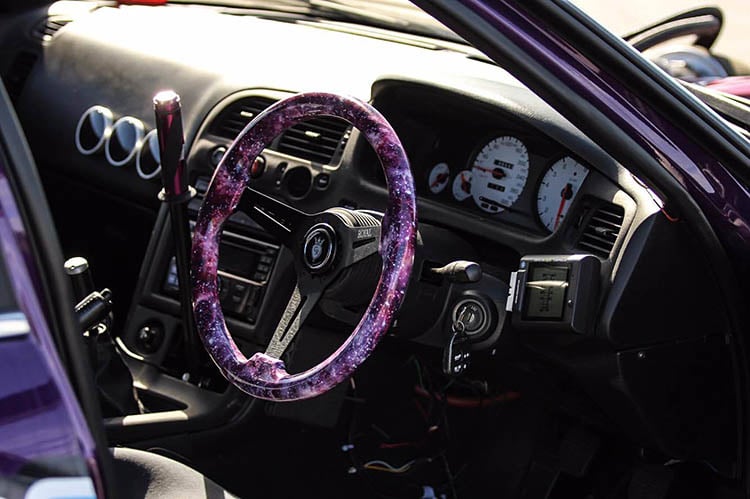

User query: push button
[210,146,227,167]
[314,173,330,189]
[250,156,266,179]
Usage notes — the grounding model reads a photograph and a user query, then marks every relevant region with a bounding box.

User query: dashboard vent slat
[577,202,625,258]
[210,96,276,140]
[210,97,351,165]
[278,117,351,165]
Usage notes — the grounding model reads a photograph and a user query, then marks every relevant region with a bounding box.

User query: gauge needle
[473,165,506,179]
[460,173,470,193]
[431,173,449,188]
[553,183,574,230]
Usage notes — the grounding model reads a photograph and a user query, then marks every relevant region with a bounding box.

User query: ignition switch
[452,299,488,337]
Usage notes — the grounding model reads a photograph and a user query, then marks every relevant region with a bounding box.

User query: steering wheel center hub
[303,223,336,272]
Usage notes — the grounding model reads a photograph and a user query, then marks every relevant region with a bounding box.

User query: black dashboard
[0,1,738,476]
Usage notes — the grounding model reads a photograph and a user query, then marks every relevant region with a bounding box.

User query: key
[443,311,472,376]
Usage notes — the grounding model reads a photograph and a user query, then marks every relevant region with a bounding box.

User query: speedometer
[470,136,529,213]
[536,156,589,232]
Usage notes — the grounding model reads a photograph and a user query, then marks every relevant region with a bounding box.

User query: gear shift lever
[153,90,200,377]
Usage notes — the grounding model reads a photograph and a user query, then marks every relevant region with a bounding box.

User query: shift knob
[64,256,95,303]
[153,90,188,198]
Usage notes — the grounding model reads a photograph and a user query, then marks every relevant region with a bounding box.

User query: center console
[122,176,293,364]
[110,177,295,442]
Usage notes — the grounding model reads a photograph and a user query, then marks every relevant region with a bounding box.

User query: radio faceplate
[163,230,279,325]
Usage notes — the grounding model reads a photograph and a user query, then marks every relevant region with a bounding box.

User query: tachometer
[470,136,529,213]
[428,162,450,194]
[537,156,589,232]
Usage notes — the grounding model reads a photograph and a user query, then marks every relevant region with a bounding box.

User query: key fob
[443,321,471,376]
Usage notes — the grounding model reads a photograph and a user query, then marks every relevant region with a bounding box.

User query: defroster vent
[577,202,624,258]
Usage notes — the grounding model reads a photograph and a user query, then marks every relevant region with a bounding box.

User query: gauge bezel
[75,105,114,155]
[105,116,145,167]
[135,129,162,180]
[534,154,591,233]
[465,133,530,215]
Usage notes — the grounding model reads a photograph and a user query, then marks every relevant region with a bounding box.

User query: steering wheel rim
[191,92,416,401]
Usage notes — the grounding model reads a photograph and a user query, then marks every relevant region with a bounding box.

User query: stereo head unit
[164,230,279,325]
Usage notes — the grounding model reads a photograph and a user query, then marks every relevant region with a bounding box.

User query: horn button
[303,223,337,273]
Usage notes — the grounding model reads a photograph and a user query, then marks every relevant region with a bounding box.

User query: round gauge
[470,136,529,213]
[452,170,472,201]
[428,162,450,194]
[537,156,589,232]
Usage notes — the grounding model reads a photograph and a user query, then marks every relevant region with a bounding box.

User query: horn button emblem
[303,224,336,272]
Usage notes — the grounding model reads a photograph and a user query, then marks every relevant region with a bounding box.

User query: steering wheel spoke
[264,284,322,359]
[238,187,311,247]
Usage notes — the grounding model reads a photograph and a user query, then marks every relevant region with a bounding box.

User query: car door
[0,80,108,498]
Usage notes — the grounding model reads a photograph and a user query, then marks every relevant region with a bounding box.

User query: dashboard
[0,1,737,474]
[0,0,645,362]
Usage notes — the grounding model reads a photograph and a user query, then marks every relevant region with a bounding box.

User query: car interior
[0,1,748,498]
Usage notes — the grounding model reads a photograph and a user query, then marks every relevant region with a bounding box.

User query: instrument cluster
[421,133,591,234]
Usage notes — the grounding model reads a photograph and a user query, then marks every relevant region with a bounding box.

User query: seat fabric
[111,447,237,499]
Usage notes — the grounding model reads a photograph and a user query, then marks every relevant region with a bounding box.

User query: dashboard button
[259,255,274,265]
[250,156,266,178]
[314,173,330,189]
[210,146,227,167]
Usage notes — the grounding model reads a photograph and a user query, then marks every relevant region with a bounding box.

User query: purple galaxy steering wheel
[191,92,416,401]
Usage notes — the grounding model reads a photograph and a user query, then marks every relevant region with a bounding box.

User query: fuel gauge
[452,170,472,201]
[428,162,450,194]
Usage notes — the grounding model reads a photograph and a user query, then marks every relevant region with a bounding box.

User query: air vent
[210,96,275,139]
[3,51,38,103]
[278,117,351,165]
[577,202,625,258]
[32,17,72,42]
